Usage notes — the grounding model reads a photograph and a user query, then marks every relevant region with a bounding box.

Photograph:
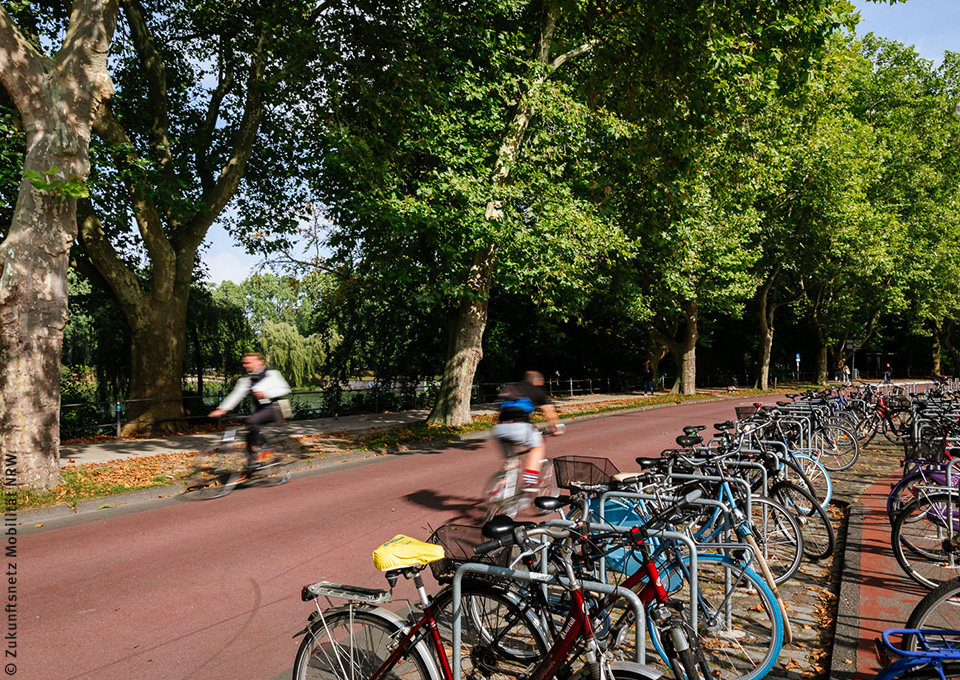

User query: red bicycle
[292,518,703,680]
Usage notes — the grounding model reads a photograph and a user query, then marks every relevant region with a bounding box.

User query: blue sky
[200,0,959,285]
[852,0,958,64]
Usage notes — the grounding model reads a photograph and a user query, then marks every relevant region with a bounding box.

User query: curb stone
[831,500,861,680]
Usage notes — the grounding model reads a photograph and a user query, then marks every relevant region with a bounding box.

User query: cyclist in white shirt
[210,352,291,468]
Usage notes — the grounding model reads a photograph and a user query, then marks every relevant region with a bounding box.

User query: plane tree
[59,0,327,434]
[307,0,854,421]
[0,0,119,489]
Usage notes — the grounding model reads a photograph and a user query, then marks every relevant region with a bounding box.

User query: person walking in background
[884,363,892,384]
[843,364,851,385]
[642,361,655,395]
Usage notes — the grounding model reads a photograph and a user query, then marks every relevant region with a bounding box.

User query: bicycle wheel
[888,471,924,522]
[781,454,832,509]
[483,466,525,521]
[652,553,783,680]
[891,492,960,589]
[815,424,859,471]
[292,607,435,680]
[748,497,803,585]
[905,576,960,651]
[770,482,836,562]
[181,445,245,500]
[431,581,549,680]
[883,407,912,444]
[537,460,558,500]
[243,455,292,489]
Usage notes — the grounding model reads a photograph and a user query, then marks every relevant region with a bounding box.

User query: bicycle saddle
[372,535,446,571]
[676,434,702,448]
[682,425,707,435]
[533,496,574,512]
[634,457,661,469]
[481,515,535,539]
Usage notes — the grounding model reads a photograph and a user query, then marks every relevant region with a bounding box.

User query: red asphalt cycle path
[852,471,933,678]
[20,398,771,680]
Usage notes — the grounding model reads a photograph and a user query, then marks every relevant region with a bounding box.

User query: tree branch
[0,6,47,119]
[76,199,146,323]
[179,27,267,252]
[119,0,175,179]
[92,102,177,297]
[197,35,235,195]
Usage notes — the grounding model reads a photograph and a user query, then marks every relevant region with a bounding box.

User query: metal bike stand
[450,563,649,679]
[594,492,728,629]
[776,411,813,451]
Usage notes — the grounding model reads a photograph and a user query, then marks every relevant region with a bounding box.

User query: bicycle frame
[876,629,960,680]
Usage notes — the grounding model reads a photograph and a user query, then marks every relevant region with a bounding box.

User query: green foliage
[23,168,89,198]
[260,319,328,388]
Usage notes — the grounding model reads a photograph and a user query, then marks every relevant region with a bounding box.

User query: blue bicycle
[875,629,960,679]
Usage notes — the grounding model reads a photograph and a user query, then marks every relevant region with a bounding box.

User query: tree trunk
[0,0,118,490]
[942,320,960,377]
[122,293,189,435]
[427,248,495,426]
[816,338,829,385]
[678,300,699,394]
[0,176,75,490]
[932,322,942,376]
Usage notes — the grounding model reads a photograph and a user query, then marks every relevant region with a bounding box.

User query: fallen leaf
[34,524,44,528]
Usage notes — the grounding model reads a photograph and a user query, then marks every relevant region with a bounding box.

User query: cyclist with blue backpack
[492,370,564,491]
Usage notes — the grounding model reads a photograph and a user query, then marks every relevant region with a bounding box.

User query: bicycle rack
[450,561,650,679]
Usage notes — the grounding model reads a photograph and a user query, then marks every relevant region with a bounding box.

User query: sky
[199,0,959,286]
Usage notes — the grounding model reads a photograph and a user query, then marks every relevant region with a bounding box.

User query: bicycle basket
[426,524,508,583]
[553,456,621,490]
[735,405,758,420]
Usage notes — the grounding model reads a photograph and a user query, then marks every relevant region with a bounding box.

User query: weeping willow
[261,320,330,387]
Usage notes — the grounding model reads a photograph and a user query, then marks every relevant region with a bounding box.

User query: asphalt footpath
[41,391,922,678]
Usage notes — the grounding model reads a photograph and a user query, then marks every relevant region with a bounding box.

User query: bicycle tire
[891,492,960,589]
[905,576,960,651]
[651,553,783,680]
[883,407,912,444]
[815,424,859,471]
[292,606,436,680]
[182,444,246,500]
[888,471,924,522]
[782,454,832,509]
[858,411,880,446]
[748,497,803,585]
[431,581,549,680]
[568,661,667,680]
[483,467,526,522]
[770,482,836,561]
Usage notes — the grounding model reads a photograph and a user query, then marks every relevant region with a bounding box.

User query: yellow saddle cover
[372,535,446,571]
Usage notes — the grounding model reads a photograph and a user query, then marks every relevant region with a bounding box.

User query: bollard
[115,401,122,437]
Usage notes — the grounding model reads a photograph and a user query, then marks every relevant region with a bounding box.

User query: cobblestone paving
[763,438,901,680]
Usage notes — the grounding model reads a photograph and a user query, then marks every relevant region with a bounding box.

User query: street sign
[795,353,800,361]
[844,339,855,350]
